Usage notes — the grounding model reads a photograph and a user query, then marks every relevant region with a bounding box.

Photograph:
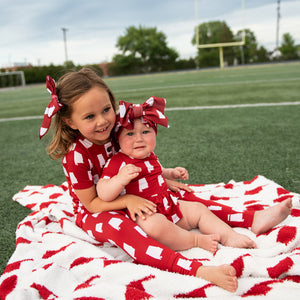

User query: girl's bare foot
[221,231,256,249]
[251,198,292,234]
[195,233,220,253]
[196,264,238,292]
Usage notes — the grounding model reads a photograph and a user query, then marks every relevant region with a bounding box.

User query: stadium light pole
[276,0,281,50]
[61,28,69,63]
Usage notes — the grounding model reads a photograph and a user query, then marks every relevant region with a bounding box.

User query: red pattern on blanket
[1,175,300,299]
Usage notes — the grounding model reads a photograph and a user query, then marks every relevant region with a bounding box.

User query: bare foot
[251,198,292,234]
[221,231,256,249]
[196,264,238,292]
[195,233,220,253]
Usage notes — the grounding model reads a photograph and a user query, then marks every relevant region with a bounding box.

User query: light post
[61,28,69,63]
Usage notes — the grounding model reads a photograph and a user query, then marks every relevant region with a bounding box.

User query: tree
[234,29,269,64]
[279,33,299,60]
[255,46,269,63]
[234,29,257,64]
[113,26,179,74]
[192,21,235,68]
[109,54,142,76]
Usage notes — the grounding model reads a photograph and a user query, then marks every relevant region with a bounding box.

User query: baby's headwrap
[39,76,63,139]
[115,96,169,137]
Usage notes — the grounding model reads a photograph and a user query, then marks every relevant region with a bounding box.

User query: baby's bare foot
[196,233,220,253]
[196,264,238,292]
[222,231,256,249]
[251,198,292,234]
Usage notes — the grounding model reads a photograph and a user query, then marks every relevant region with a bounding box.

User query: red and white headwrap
[39,76,63,139]
[115,96,169,136]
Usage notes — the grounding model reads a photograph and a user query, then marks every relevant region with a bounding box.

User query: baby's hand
[173,167,189,181]
[163,167,189,181]
[117,164,141,186]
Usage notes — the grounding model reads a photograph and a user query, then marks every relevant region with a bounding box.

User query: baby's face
[118,119,156,159]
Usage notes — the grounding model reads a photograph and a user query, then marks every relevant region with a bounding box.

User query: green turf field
[1,62,300,273]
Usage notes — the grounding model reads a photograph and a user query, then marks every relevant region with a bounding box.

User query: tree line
[1,21,299,84]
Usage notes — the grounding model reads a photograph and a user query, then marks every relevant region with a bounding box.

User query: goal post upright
[0,71,26,88]
[195,0,245,68]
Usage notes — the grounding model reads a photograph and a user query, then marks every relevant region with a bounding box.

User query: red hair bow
[39,76,63,139]
[116,96,169,133]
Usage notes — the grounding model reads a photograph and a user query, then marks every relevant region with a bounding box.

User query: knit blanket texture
[1,175,300,299]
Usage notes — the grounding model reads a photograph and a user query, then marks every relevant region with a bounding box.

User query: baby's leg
[196,264,238,292]
[136,213,220,253]
[251,198,292,234]
[177,200,256,249]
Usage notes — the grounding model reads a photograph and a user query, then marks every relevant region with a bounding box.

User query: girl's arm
[97,164,141,202]
[75,185,156,221]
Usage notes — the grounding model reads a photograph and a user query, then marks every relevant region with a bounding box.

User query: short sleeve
[63,148,94,190]
[100,157,119,179]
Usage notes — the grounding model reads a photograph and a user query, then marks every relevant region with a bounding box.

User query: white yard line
[1,101,300,122]
[165,101,300,111]
[0,115,43,122]
[114,77,300,93]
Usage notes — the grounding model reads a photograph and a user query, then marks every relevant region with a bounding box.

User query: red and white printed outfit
[101,151,183,223]
[113,97,255,229]
[62,135,203,276]
[101,151,255,229]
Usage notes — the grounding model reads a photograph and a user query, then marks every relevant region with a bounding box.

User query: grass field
[1,62,300,274]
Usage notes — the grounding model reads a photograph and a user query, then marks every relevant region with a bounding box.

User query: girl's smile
[65,87,116,145]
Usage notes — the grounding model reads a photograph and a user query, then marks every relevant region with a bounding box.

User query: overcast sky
[1,0,299,68]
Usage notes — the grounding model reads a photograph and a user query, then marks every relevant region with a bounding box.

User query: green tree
[113,25,178,74]
[235,29,257,64]
[279,33,299,60]
[192,21,235,68]
[109,54,142,76]
[234,29,269,64]
[255,46,269,63]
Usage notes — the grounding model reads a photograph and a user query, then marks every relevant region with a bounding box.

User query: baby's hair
[47,67,116,159]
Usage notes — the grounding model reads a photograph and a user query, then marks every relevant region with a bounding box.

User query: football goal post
[195,0,245,68]
[0,71,26,88]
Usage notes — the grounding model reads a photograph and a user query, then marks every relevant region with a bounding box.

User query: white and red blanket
[1,175,300,299]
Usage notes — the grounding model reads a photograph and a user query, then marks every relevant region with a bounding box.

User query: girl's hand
[125,195,157,221]
[165,179,194,193]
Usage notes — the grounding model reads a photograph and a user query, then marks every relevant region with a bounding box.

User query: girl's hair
[47,67,116,160]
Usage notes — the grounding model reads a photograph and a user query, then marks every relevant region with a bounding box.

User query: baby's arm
[162,167,189,181]
[97,164,141,202]
[163,167,193,193]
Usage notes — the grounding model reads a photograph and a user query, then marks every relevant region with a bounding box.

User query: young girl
[40,68,290,293]
[97,98,292,253]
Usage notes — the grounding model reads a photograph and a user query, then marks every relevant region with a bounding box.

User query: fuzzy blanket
[1,175,300,299]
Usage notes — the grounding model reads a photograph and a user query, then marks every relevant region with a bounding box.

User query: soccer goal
[195,0,245,68]
[0,71,26,88]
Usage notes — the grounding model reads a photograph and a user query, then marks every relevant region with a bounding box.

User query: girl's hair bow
[39,76,63,139]
[116,96,169,134]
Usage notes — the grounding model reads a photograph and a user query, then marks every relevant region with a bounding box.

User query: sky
[1,0,299,68]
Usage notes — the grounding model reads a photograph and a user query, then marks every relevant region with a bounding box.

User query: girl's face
[118,119,156,159]
[66,87,116,145]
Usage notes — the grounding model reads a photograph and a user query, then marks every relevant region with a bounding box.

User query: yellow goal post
[195,0,245,68]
